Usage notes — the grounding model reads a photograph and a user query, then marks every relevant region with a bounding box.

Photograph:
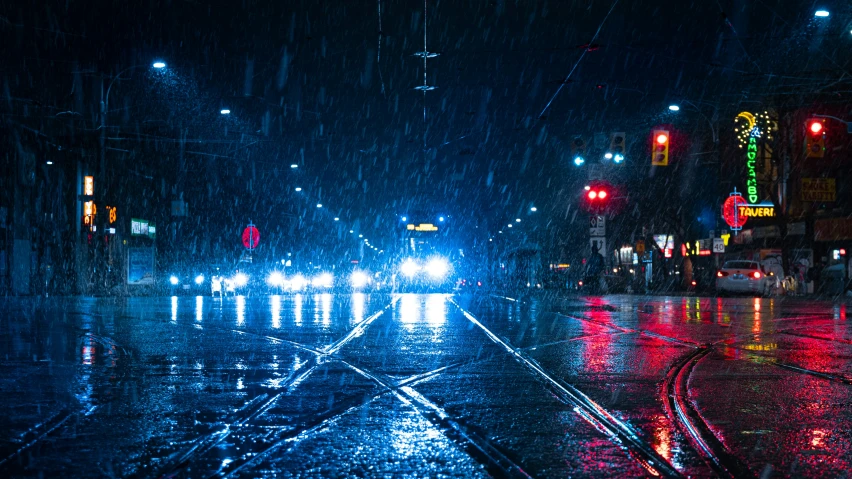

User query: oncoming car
[395,256,454,292]
[715,260,772,296]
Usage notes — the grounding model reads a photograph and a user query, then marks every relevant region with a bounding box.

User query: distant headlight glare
[426,258,450,279]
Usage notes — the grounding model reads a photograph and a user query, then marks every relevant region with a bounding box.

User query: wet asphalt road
[1,293,850,478]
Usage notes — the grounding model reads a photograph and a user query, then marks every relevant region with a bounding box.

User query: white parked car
[716,260,771,296]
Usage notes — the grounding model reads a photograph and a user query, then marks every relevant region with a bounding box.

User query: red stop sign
[242,225,260,249]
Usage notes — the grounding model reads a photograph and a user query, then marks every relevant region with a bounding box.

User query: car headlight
[195,274,205,285]
[400,259,419,278]
[267,271,285,287]
[351,271,370,288]
[312,273,334,288]
[290,274,307,291]
[425,257,450,279]
[233,273,249,287]
[169,275,180,285]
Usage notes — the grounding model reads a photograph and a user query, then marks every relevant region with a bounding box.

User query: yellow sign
[108,206,117,224]
[84,176,94,196]
[84,201,93,216]
[801,178,835,202]
[737,205,775,218]
[721,233,731,246]
[407,223,438,232]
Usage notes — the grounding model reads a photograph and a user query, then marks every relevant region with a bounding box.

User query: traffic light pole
[813,114,852,133]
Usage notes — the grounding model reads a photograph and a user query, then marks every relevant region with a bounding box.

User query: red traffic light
[809,121,823,134]
[587,189,608,200]
[656,133,669,144]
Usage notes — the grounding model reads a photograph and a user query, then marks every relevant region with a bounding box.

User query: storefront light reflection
[271,295,281,328]
[196,295,204,322]
[322,293,332,325]
[171,296,178,323]
[425,294,447,328]
[399,294,420,330]
[313,294,321,323]
[236,295,246,326]
[352,293,365,324]
[294,294,303,326]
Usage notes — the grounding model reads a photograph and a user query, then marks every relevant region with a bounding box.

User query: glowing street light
[290,164,298,168]
[220,109,231,115]
[668,104,681,111]
[530,206,537,212]
[152,62,166,69]
[316,203,323,208]
[295,187,302,192]
[814,9,829,17]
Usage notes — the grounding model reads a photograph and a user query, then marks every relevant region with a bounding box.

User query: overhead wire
[537,0,620,119]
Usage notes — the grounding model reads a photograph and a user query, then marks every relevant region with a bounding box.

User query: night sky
[2,0,849,254]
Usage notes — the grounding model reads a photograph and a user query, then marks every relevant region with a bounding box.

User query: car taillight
[717,271,729,277]
[752,271,762,279]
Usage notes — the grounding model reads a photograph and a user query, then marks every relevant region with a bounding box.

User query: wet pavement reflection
[0,293,850,477]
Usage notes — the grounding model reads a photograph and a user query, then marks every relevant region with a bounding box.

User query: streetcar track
[715,345,852,385]
[153,296,398,478]
[662,347,755,479]
[0,331,128,472]
[556,310,852,386]
[778,330,852,345]
[0,410,74,469]
[488,294,851,474]
[155,358,319,478]
[450,299,683,478]
[342,360,532,479]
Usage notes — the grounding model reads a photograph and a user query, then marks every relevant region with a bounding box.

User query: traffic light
[586,186,609,203]
[651,130,669,166]
[609,132,626,163]
[806,119,825,158]
[571,137,586,166]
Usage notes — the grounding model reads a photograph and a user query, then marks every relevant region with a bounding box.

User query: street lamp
[220,109,231,115]
[530,206,537,212]
[152,62,167,69]
[814,9,829,17]
[667,100,717,144]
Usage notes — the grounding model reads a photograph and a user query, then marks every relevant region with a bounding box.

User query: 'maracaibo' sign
[737,204,775,218]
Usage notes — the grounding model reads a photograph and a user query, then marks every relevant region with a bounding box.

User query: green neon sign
[745,135,758,203]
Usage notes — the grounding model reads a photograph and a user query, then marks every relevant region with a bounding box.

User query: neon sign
[722,191,748,230]
[746,135,759,203]
[737,205,775,218]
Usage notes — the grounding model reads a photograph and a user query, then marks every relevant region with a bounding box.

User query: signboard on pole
[131,218,149,236]
[589,215,605,236]
[127,247,155,285]
[801,178,836,202]
[713,238,725,253]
